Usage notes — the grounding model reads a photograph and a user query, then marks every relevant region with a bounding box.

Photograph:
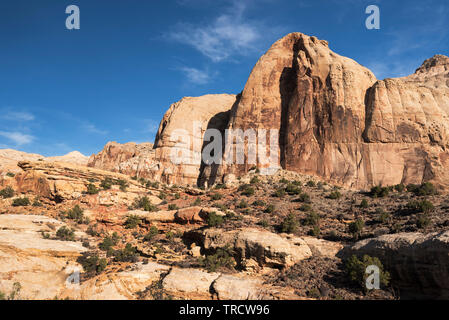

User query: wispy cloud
[178,66,212,84]
[168,1,279,62]
[0,131,35,146]
[1,111,35,122]
[82,122,108,135]
[144,119,160,134]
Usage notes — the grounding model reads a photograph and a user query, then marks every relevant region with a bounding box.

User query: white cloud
[0,131,35,145]
[2,111,35,122]
[168,1,271,62]
[179,66,212,84]
[82,122,107,135]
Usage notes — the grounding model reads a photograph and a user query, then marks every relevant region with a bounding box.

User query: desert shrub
[2,282,22,300]
[99,233,119,251]
[174,193,180,199]
[309,225,320,237]
[237,200,248,209]
[299,204,312,212]
[259,219,269,228]
[370,186,390,198]
[12,197,30,207]
[86,224,100,237]
[117,179,129,192]
[394,184,405,193]
[252,199,265,207]
[134,196,158,212]
[297,192,311,203]
[158,191,167,200]
[279,178,289,184]
[125,215,141,229]
[250,176,260,184]
[143,226,159,241]
[200,246,235,272]
[280,213,299,234]
[0,186,14,199]
[406,200,434,214]
[304,211,320,226]
[192,197,201,206]
[6,172,15,178]
[416,214,431,229]
[86,183,99,195]
[113,243,138,263]
[64,205,86,224]
[77,252,107,274]
[306,180,316,188]
[168,203,178,210]
[264,204,275,213]
[273,188,286,198]
[32,197,43,207]
[209,193,223,201]
[348,218,365,240]
[100,178,113,190]
[414,182,437,196]
[328,191,342,200]
[56,226,75,241]
[146,181,159,189]
[377,209,391,223]
[285,183,302,195]
[241,186,255,197]
[345,255,390,291]
[359,199,369,209]
[206,212,224,227]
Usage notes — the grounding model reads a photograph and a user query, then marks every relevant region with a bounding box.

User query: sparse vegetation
[134,196,158,212]
[348,218,365,240]
[56,226,75,241]
[86,183,99,195]
[0,186,14,199]
[280,213,299,234]
[12,197,30,207]
[77,253,107,275]
[125,215,142,229]
[206,211,224,227]
[345,255,390,291]
[200,246,235,272]
[370,186,390,198]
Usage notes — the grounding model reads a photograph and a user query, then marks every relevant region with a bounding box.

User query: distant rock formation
[88,94,237,185]
[89,33,449,190]
[0,149,88,174]
[46,151,89,166]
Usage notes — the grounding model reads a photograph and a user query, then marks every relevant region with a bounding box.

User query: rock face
[86,33,449,190]
[215,33,449,190]
[0,214,87,299]
[193,228,341,270]
[346,231,449,299]
[88,94,237,186]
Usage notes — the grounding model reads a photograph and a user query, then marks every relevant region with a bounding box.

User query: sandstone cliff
[89,33,449,190]
[89,94,237,186]
[217,33,449,190]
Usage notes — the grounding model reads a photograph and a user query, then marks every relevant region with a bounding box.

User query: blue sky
[0,0,448,156]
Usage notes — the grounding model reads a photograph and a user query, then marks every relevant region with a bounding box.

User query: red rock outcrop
[216,33,449,190]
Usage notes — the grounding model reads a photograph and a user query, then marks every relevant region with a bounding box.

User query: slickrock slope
[46,151,89,166]
[89,94,237,185]
[0,214,87,299]
[218,33,449,190]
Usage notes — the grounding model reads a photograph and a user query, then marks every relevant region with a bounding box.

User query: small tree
[280,213,299,234]
[56,226,75,241]
[0,186,14,199]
